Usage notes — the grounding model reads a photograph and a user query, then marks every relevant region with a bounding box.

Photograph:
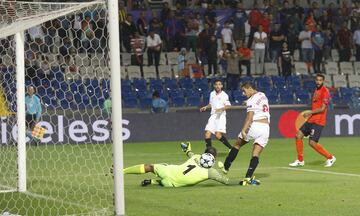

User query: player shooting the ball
[121,143,229,187]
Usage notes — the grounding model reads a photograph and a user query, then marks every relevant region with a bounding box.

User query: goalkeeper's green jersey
[154,153,228,187]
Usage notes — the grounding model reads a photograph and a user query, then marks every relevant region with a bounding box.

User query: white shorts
[238,122,270,147]
[205,114,226,134]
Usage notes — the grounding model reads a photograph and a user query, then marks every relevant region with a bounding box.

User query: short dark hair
[152,90,160,98]
[213,79,222,85]
[204,146,217,158]
[241,82,256,90]
[316,73,325,80]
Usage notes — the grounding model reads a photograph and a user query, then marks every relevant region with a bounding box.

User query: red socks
[313,143,333,159]
[296,139,304,161]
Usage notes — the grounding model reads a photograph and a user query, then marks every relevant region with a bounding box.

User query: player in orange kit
[289,74,336,167]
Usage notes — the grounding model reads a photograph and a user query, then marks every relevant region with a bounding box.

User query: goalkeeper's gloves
[180,142,192,153]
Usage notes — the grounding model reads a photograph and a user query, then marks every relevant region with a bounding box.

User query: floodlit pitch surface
[1,137,359,216]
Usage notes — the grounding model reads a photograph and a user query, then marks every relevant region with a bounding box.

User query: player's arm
[208,168,229,185]
[215,95,231,113]
[200,103,211,112]
[241,111,254,139]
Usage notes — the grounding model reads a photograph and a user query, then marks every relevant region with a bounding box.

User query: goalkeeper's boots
[217,161,228,174]
[180,142,192,154]
[141,179,152,187]
[239,176,261,186]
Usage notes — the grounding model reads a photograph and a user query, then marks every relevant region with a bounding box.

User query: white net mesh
[0,1,115,215]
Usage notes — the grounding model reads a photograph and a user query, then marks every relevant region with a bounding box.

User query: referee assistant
[25,86,42,138]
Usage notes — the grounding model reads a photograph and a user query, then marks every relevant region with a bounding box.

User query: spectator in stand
[152,91,169,113]
[204,4,217,29]
[337,22,352,62]
[206,35,218,77]
[137,10,148,36]
[254,25,267,74]
[323,28,333,62]
[28,25,45,52]
[232,2,247,46]
[194,12,204,34]
[353,24,360,61]
[340,0,350,22]
[263,0,278,23]
[279,1,292,31]
[327,2,337,20]
[225,50,240,91]
[177,48,187,77]
[237,40,251,76]
[299,24,313,72]
[247,3,262,48]
[71,14,82,49]
[334,8,347,32]
[59,37,75,64]
[310,1,322,21]
[318,10,332,31]
[311,25,325,73]
[148,11,162,37]
[160,2,171,23]
[118,1,127,52]
[198,23,213,65]
[278,42,293,78]
[221,21,233,51]
[292,0,305,21]
[146,31,162,73]
[164,11,181,51]
[185,11,199,52]
[287,22,300,56]
[122,14,137,53]
[269,23,285,63]
[350,10,360,32]
[131,32,145,76]
[304,11,317,32]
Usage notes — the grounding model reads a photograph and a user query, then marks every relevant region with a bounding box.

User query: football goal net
[0,0,124,215]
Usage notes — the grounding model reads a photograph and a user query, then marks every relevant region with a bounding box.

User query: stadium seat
[103,79,111,89]
[169,89,184,98]
[41,79,51,88]
[184,89,200,97]
[172,96,185,107]
[137,90,152,99]
[303,80,316,92]
[120,53,131,66]
[187,95,201,107]
[167,52,178,65]
[272,76,286,89]
[340,62,354,75]
[354,62,360,75]
[348,75,360,87]
[164,78,178,90]
[324,62,339,75]
[323,74,333,87]
[331,49,339,61]
[240,76,254,84]
[37,86,46,96]
[256,76,272,90]
[279,92,294,104]
[123,97,138,108]
[150,79,163,92]
[179,78,193,89]
[82,95,90,107]
[232,90,247,105]
[80,67,96,79]
[202,95,209,105]
[287,75,301,90]
[94,87,102,98]
[294,62,308,75]
[187,52,197,64]
[139,97,152,108]
[56,90,65,100]
[122,90,137,99]
[158,65,172,79]
[159,53,167,65]
[127,66,142,80]
[159,91,169,101]
[133,79,147,92]
[46,88,55,97]
[60,99,70,109]
[60,81,68,91]
[333,75,347,88]
[103,89,110,99]
[143,66,157,80]
[75,53,90,67]
[295,90,310,104]
[264,63,279,76]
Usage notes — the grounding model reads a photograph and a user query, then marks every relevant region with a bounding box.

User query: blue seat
[184,89,200,97]
[74,93,82,104]
[232,90,246,105]
[60,82,68,91]
[203,96,209,105]
[272,76,286,89]
[42,95,51,107]
[37,86,46,96]
[303,80,316,92]
[137,90,151,99]
[172,96,185,107]
[103,79,111,89]
[41,79,51,88]
[54,71,64,82]
[123,97,138,108]
[123,91,136,99]
[295,90,310,104]
[195,83,209,93]
[103,89,110,99]
[86,86,95,96]
[256,76,272,90]
[160,91,169,101]
[279,92,294,104]
[94,87,102,98]
[90,79,99,88]
[266,89,278,104]
[194,78,208,86]
[150,79,163,92]
[56,90,65,100]
[90,96,102,107]
[169,89,184,98]
[164,79,178,90]
[139,97,152,108]
[133,79,147,91]
[240,76,253,84]
[82,95,90,107]
[179,78,193,89]
[187,96,201,107]
[60,100,70,109]
[65,92,73,102]
[51,80,60,89]
[287,76,301,89]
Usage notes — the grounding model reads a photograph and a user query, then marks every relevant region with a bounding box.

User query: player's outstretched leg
[240,144,262,186]
[289,130,305,167]
[309,140,336,167]
[215,132,232,149]
[223,138,247,173]
[141,179,161,187]
[124,164,154,174]
[204,131,212,147]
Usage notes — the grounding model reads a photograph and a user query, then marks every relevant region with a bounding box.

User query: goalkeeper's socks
[123,164,145,174]
[205,138,212,147]
[245,156,259,178]
[151,179,161,185]
[296,139,304,161]
[313,143,332,159]
[224,147,239,170]
[219,136,232,149]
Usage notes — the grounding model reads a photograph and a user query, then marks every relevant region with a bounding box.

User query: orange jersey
[307,85,330,126]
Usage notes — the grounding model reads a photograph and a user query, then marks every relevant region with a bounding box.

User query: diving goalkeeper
[123,143,229,187]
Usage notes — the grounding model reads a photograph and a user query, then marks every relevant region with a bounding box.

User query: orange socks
[296,139,304,161]
[313,143,332,159]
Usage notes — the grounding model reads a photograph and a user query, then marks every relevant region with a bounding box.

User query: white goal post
[0,0,124,215]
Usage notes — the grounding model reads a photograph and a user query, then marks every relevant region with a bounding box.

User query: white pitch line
[281,167,360,177]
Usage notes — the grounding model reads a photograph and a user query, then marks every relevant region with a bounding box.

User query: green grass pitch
[1,137,360,216]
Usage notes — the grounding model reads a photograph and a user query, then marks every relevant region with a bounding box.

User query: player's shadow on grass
[218,152,230,157]
[253,173,270,179]
[306,160,324,166]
